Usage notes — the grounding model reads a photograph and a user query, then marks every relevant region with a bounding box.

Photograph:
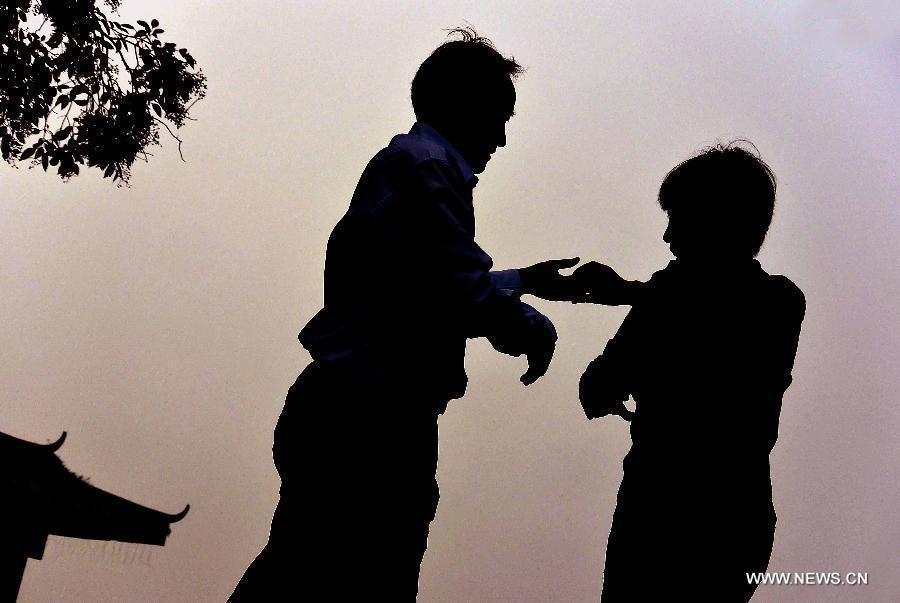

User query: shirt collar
[409,121,477,188]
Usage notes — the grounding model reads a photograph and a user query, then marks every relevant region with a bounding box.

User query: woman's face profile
[662,210,692,259]
[663,207,733,262]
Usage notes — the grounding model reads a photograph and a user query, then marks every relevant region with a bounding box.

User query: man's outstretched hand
[519,257,582,301]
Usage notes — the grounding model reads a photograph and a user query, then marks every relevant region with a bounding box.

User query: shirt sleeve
[756,281,807,450]
[490,269,524,290]
[490,270,554,336]
[486,290,557,355]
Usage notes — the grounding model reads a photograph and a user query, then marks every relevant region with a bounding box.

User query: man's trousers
[229,362,442,601]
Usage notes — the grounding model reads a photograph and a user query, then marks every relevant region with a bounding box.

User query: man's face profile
[445,84,514,175]
[456,110,510,174]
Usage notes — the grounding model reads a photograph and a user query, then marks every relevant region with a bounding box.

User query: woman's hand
[580,361,635,420]
[571,262,640,306]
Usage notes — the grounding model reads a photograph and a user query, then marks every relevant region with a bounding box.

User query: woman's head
[659,141,777,261]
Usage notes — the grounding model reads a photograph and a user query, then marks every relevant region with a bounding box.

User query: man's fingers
[520,370,540,386]
[520,361,548,385]
[546,257,580,271]
[520,338,555,386]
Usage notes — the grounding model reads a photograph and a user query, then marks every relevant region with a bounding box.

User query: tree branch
[153,115,184,161]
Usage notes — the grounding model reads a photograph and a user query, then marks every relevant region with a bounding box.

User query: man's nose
[663,224,671,243]
[497,127,506,148]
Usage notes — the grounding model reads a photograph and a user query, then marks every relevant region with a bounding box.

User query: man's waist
[305,355,467,407]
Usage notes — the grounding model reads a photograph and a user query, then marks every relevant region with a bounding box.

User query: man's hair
[411,27,524,124]
[658,141,777,257]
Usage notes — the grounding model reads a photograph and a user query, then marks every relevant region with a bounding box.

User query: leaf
[152,102,162,116]
[53,126,72,141]
[56,94,70,108]
[74,98,89,106]
[153,29,165,35]
[151,19,159,28]
[137,20,150,30]
[20,148,35,160]
[42,155,48,171]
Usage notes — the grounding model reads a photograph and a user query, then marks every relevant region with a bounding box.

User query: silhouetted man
[230,28,574,601]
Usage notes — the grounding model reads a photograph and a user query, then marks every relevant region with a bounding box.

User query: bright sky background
[3,1,898,601]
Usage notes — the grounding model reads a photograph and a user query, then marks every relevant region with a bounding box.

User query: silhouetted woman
[578,143,806,601]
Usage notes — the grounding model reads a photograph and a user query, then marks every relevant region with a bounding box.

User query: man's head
[411,27,523,174]
[658,141,777,261]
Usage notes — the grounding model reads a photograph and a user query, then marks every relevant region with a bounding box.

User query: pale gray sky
[3,1,898,601]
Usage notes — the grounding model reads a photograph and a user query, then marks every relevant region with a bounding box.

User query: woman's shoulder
[759,269,807,321]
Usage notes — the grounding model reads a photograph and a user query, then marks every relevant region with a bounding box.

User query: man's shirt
[299,122,554,401]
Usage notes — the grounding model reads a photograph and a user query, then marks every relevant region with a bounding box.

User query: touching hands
[569,262,634,305]
[495,257,642,388]
[520,258,637,305]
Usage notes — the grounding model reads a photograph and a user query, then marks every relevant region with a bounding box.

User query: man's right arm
[520,260,648,306]
[383,156,554,379]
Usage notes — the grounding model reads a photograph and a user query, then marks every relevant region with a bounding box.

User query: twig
[153,116,185,161]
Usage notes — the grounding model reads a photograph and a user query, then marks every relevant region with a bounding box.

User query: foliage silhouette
[1,0,206,184]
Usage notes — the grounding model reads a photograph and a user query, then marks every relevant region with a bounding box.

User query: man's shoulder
[359,132,464,195]
[383,130,456,169]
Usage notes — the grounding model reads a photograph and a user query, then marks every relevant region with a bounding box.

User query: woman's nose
[663,223,671,243]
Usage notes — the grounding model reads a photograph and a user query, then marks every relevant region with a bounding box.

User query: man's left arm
[488,271,559,384]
